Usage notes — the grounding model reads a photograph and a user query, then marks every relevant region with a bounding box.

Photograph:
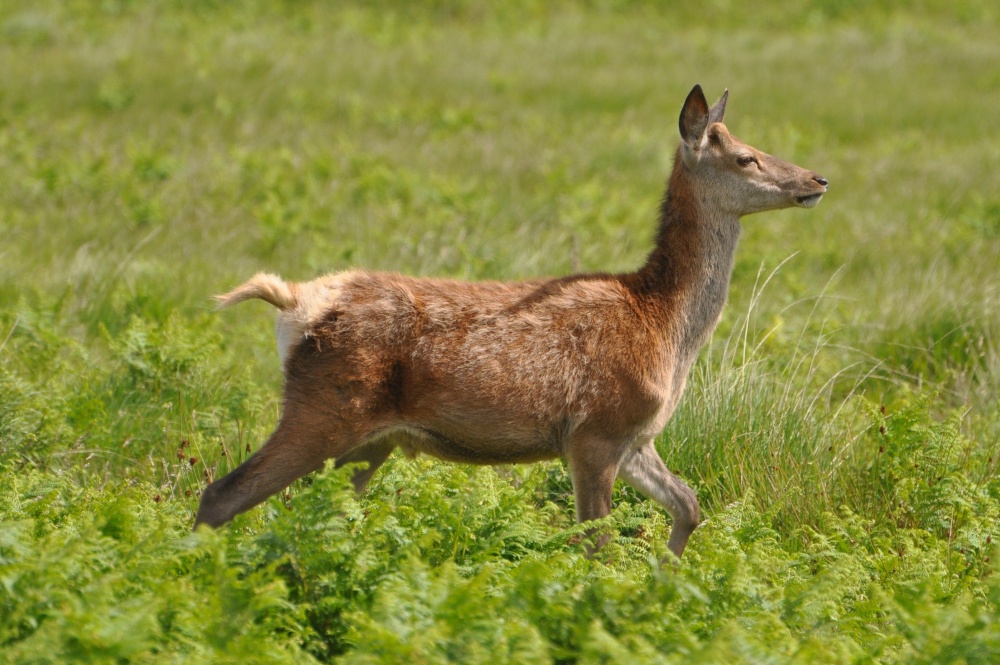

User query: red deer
[195,85,828,559]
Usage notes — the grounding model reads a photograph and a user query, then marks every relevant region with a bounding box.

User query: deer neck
[637,151,742,353]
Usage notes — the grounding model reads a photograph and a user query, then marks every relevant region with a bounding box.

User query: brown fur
[195,85,828,560]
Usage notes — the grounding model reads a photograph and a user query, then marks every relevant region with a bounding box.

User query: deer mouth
[795,193,824,208]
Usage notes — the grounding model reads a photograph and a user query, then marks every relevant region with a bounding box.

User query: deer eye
[737,155,756,167]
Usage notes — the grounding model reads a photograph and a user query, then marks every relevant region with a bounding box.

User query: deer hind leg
[334,437,396,494]
[566,439,620,556]
[194,417,334,528]
[194,394,386,529]
[617,440,699,559]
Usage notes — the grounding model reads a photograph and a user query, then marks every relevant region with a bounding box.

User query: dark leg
[334,438,396,494]
[195,420,329,528]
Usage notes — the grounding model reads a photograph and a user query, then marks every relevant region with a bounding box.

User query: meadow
[2,0,1000,662]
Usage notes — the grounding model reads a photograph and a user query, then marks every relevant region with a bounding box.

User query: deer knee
[674,485,700,534]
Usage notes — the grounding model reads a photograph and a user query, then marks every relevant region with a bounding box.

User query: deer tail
[214,273,298,311]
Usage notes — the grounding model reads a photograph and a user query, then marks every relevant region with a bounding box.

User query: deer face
[678,85,829,217]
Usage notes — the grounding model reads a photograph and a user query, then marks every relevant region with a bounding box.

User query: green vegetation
[2,1,1000,661]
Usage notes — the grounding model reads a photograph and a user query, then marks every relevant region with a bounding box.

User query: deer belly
[393,420,564,465]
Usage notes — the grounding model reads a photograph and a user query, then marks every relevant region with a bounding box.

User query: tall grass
[663,264,865,527]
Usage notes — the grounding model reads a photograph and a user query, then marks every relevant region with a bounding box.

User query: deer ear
[708,88,728,125]
[679,84,710,148]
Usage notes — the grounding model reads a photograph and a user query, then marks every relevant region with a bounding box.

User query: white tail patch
[215,271,356,365]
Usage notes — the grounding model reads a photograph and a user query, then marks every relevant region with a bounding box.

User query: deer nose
[814,175,829,188]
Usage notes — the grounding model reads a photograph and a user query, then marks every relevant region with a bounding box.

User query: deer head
[678,85,828,217]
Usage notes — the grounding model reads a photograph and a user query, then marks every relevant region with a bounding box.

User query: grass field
[2,1,1000,662]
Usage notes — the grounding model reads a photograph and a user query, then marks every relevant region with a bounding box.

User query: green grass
[3,0,1000,662]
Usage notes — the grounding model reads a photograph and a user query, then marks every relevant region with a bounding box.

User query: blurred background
[3,2,1000,661]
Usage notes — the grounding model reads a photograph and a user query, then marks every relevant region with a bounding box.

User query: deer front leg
[617,440,699,560]
[566,439,620,556]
